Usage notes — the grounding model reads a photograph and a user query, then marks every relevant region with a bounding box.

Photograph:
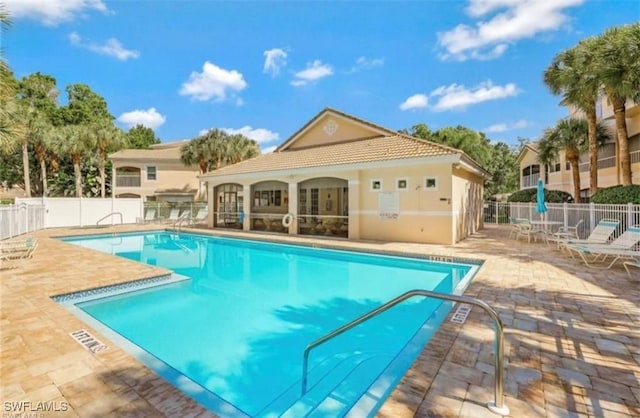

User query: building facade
[200,108,488,245]
[518,99,640,200]
[109,141,201,202]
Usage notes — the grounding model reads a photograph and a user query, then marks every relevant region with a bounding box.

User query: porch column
[288,181,298,236]
[242,183,251,232]
[348,178,360,239]
[207,182,215,228]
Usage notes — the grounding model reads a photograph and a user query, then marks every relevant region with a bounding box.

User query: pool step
[279,353,392,418]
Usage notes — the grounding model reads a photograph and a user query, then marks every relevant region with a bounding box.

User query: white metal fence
[0,203,45,240]
[484,201,640,239]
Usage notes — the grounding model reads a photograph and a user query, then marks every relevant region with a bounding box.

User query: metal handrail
[96,212,123,226]
[301,289,510,416]
[173,211,193,231]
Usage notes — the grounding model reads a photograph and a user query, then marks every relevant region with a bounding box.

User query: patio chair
[164,208,182,224]
[547,219,584,248]
[0,238,38,263]
[623,260,639,280]
[564,225,640,269]
[558,218,620,250]
[138,208,157,224]
[189,207,208,226]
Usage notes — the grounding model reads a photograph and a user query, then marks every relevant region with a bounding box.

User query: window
[396,178,408,191]
[424,176,438,191]
[371,179,382,191]
[147,166,157,181]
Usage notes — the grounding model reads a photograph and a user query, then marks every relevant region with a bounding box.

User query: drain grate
[450,303,472,324]
[70,329,108,354]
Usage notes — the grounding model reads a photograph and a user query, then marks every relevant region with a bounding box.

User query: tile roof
[203,134,464,177]
[109,146,183,161]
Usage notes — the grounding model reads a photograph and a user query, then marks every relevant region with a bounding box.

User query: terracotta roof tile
[204,134,459,177]
[109,146,182,161]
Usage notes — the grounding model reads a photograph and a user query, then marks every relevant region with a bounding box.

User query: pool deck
[1,224,638,417]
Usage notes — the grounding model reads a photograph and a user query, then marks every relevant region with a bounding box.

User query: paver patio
[1,224,638,417]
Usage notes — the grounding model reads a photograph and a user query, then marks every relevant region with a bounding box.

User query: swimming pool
[58,231,479,417]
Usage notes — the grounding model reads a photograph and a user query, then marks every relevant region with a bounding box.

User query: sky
[3,0,639,153]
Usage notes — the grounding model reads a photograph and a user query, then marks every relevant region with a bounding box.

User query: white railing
[483,201,640,239]
[631,150,640,164]
[521,174,540,188]
[0,203,45,240]
[116,174,141,187]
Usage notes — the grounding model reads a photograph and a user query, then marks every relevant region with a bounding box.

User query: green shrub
[591,185,640,204]
[507,188,574,203]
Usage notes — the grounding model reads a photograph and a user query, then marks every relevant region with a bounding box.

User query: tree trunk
[73,154,82,198]
[22,141,31,197]
[569,158,582,203]
[586,107,598,196]
[35,143,48,197]
[611,95,631,185]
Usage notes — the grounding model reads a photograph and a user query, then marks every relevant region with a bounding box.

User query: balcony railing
[632,150,640,164]
[521,174,540,188]
[116,174,141,187]
[578,150,640,173]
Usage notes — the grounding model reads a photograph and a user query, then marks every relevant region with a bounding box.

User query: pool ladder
[301,289,510,416]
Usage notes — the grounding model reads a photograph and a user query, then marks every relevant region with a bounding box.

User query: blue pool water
[60,232,478,417]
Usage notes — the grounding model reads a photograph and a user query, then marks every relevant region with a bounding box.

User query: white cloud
[179,61,247,101]
[69,32,139,61]
[485,119,529,132]
[437,0,584,61]
[399,94,429,111]
[221,126,279,144]
[4,0,108,26]
[261,145,277,154]
[430,81,519,111]
[291,60,333,86]
[263,48,288,77]
[348,56,384,73]
[117,108,166,130]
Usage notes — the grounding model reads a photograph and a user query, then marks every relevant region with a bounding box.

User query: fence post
[590,202,595,233]
[628,202,634,228]
[563,202,568,228]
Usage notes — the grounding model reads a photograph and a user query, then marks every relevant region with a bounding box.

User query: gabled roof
[276,107,397,151]
[516,142,538,163]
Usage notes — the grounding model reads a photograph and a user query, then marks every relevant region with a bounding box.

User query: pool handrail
[96,212,123,226]
[173,211,193,231]
[300,289,510,416]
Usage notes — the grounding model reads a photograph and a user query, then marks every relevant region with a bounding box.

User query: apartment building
[109,141,202,202]
[518,99,640,200]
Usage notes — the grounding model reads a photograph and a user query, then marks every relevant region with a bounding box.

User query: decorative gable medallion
[323,119,338,136]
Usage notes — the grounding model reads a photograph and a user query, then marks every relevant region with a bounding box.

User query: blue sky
[3,0,639,152]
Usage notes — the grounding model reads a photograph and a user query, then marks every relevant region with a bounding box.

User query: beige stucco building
[200,108,488,245]
[109,141,201,202]
[518,99,640,200]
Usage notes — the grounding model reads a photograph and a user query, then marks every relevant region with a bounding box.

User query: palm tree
[596,23,640,185]
[88,122,128,197]
[54,125,89,197]
[0,5,23,154]
[180,134,214,174]
[27,111,53,196]
[544,39,601,196]
[225,134,260,164]
[537,119,611,203]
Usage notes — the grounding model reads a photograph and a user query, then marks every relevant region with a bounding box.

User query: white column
[288,181,298,235]
[348,178,360,239]
[243,183,251,232]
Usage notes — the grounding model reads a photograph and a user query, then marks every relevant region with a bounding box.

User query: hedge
[590,185,640,204]
[507,188,574,203]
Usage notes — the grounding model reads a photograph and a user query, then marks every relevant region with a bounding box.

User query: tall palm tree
[54,125,89,197]
[538,119,611,203]
[597,23,640,185]
[180,134,214,174]
[88,122,128,197]
[27,110,53,196]
[544,39,601,196]
[0,5,23,154]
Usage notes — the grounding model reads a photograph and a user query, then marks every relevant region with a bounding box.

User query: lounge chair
[189,208,208,226]
[547,219,584,248]
[564,225,640,269]
[559,218,620,250]
[623,260,639,279]
[0,238,38,263]
[139,208,157,224]
[164,208,182,224]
